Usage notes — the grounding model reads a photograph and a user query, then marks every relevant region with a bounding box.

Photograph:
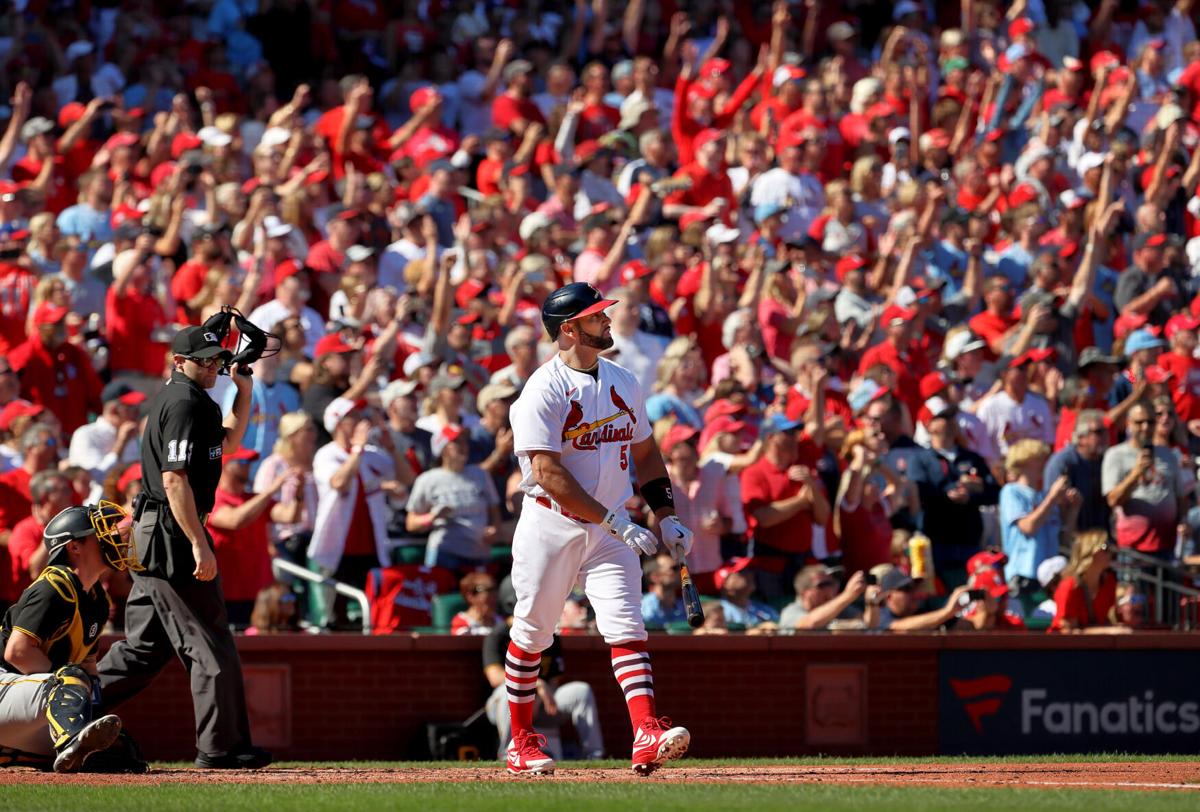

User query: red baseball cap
[0,399,43,432]
[700,58,731,78]
[620,260,653,284]
[171,132,203,159]
[575,140,602,163]
[704,398,748,423]
[224,447,261,464]
[866,101,896,120]
[714,557,753,592]
[882,304,917,327]
[1166,313,1200,340]
[835,254,869,282]
[58,102,87,128]
[1090,51,1120,73]
[409,86,439,112]
[660,423,699,455]
[1009,347,1055,368]
[919,370,953,400]
[1008,17,1035,39]
[110,204,144,229]
[966,549,1009,575]
[314,333,357,357]
[117,462,142,493]
[923,128,951,150]
[969,567,1010,599]
[699,415,749,455]
[33,302,70,326]
[273,259,303,287]
[104,132,140,152]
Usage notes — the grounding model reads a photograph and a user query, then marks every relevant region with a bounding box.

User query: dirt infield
[2,762,1198,791]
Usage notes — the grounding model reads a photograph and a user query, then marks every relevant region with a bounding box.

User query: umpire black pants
[98,570,252,757]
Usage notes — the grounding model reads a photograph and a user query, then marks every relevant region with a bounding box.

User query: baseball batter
[505,282,694,777]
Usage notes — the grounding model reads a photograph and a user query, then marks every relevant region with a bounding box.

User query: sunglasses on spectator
[815,580,836,589]
[471,585,497,594]
[1129,419,1151,426]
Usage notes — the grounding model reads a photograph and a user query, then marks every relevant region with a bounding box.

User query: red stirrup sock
[611,641,656,729]
[504,642,539,738]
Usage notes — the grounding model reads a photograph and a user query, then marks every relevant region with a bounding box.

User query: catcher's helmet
[43,502,142,573]
[541,283,619,340]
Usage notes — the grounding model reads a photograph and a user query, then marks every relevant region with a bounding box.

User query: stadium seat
[431,593,467,631]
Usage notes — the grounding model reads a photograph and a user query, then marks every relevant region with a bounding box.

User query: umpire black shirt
[142,369,227,515]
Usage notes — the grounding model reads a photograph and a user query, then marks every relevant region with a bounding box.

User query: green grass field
[3,756,1198,812]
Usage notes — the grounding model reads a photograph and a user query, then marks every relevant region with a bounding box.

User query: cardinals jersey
[511,355,651,512]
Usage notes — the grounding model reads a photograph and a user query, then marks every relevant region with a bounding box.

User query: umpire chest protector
[136,370,226,576]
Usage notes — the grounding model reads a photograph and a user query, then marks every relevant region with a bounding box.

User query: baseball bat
[678,557,705,628]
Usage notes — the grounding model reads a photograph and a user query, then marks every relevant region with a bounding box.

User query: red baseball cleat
[631,717,690,776]
[506,731,555,776]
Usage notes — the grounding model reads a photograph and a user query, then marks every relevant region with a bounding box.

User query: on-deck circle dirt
[1,762,1198,790]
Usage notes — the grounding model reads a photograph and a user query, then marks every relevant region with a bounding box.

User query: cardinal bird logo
[562,400,585,441]
[560,387,638,448]
[610,386,636,425]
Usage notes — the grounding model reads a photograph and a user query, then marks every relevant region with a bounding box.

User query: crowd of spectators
[2,0,1200,639]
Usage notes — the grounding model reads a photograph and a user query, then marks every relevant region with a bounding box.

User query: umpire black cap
[541,282,618,340]
[171,325,233,361]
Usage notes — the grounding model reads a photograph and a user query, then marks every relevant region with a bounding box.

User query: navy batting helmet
[541,282,618,340]
[44,502,142,572]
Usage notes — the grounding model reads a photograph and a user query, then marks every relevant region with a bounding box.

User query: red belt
[534,496,590,523]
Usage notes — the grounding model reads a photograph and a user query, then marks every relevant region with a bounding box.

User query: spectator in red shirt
[0,252,37,356]
[1158,313,1200,423]
[5,469,76,598]
[171,224,230,324]
[858,304,929,418]
[959,566,1027,631]
[662,129,735,225]
[1050,529,1120,633]
[450,571,503,636]
[10,302,103,436]
[492,60,546,136]
[969,277,1019,359]
[208,448,298,628]
[740,414,832,601]
[0,422,61,534]
[306,205,362,313]
[105,249,171,383]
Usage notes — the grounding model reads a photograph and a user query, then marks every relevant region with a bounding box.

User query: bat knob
[687,614,704,628]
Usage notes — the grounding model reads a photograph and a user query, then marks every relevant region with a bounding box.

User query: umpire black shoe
[54,714,123,773]
[195,745,273,770]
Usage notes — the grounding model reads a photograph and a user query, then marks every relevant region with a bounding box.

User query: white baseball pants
[510,501,646,653]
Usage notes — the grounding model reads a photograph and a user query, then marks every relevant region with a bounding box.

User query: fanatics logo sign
[938,651,1200,754]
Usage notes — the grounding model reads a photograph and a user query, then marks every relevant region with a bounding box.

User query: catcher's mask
[201,306,281,376]
[43,501,143,573]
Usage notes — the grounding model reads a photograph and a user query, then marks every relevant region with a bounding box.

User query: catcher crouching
[0,503,148,772]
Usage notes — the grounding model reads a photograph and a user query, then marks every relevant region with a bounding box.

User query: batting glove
[602,511,659,556]
[660,515,694,559]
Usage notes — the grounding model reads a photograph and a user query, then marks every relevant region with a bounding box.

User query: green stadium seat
[1024,616,1052,631]
[392,544,427,565]
[767,594,793,612]
[490,545,512,562]
[431,593,467,630]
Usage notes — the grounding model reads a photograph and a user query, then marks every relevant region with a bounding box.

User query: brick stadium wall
[94,633,1200,761]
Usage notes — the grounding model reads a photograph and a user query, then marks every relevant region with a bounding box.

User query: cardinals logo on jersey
[561,386,637,449]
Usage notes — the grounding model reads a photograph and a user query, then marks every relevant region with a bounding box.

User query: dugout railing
[1109,547,1200,629]
[271,558,372,635]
